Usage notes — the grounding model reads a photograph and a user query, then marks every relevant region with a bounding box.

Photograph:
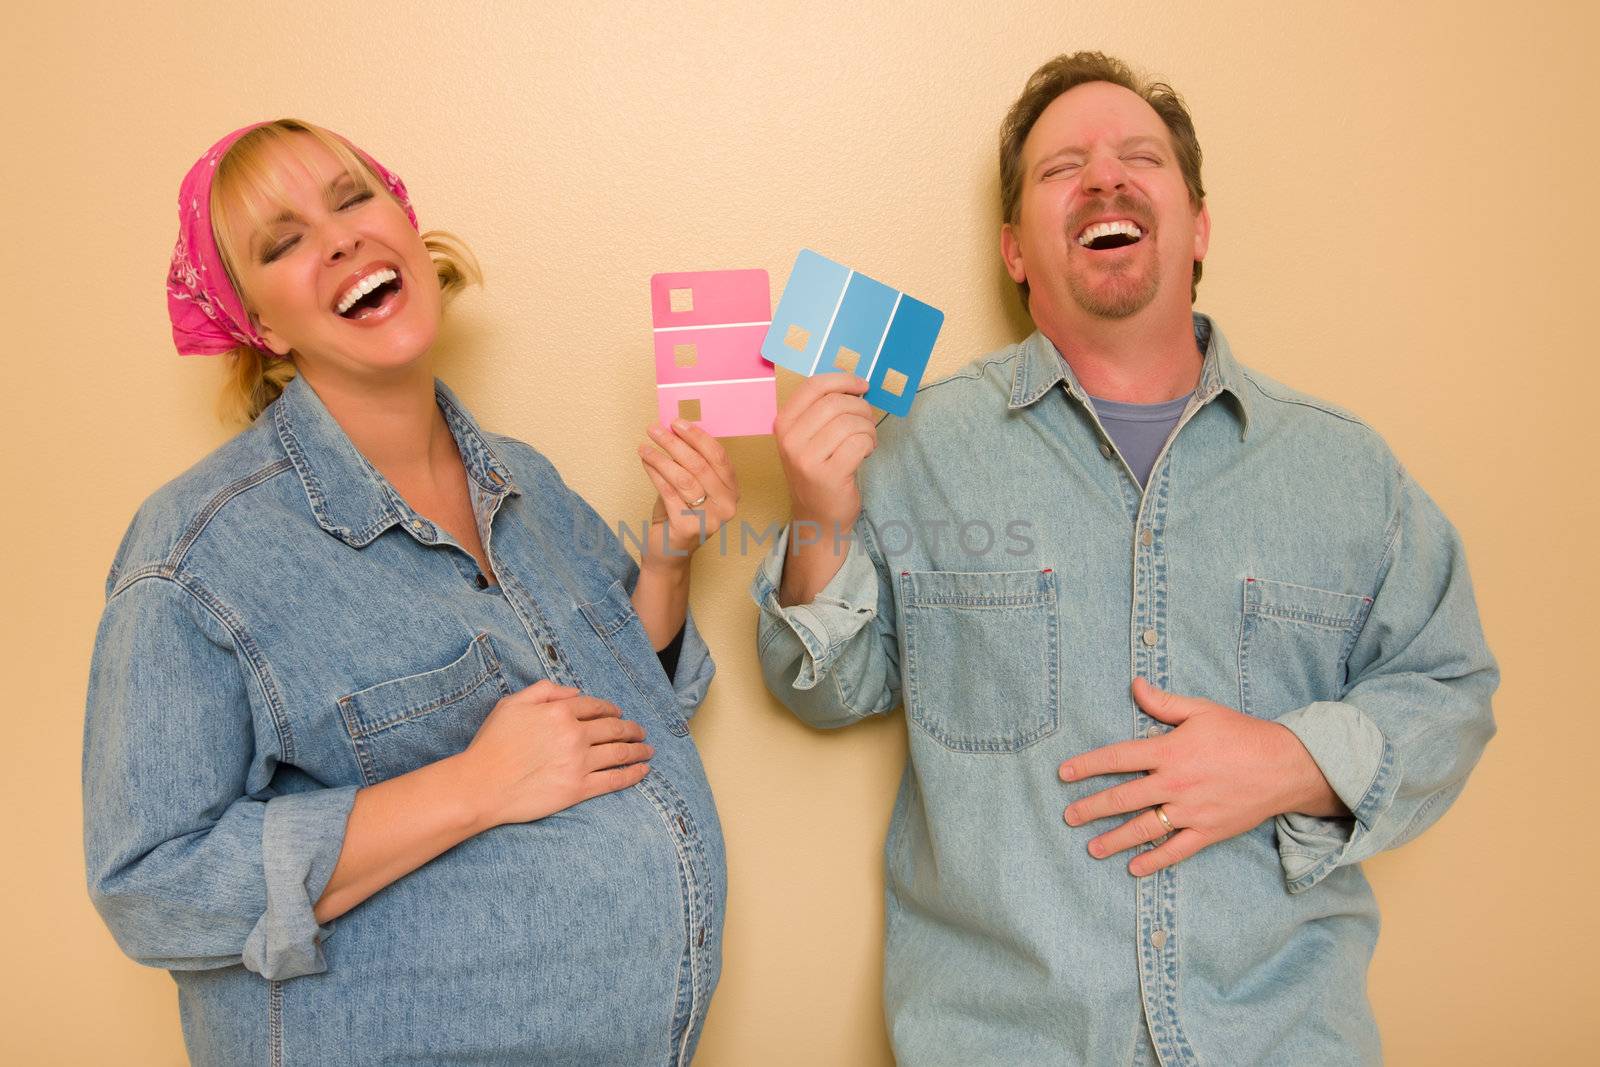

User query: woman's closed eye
[260,192,375,262]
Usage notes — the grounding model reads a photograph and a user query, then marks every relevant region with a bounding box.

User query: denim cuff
[1273,701,1399,893]
[750,525,881,691]
[241,785,359,981]
[670,608,716,716]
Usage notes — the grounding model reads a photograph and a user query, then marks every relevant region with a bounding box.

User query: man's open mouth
[1076,219,1145,250]
[335,267,404,319]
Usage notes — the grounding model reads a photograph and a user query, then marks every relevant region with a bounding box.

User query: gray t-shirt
[1088,391,1193,487]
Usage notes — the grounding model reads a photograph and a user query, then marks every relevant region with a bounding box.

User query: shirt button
[1152,929,1169,949]
[1140,528,1153,547]
[544,642,558,662]
[1142,628,1158,647]
[1144,724,1162,738]
[1099,442,1113,459]
[696,928,707,948]
[409,519,423,531]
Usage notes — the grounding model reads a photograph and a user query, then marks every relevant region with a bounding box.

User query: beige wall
[3,1,1592,1062]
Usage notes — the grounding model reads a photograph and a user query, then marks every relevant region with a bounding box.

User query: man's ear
[1001,222,1028,286]
[1192,200,1211,265]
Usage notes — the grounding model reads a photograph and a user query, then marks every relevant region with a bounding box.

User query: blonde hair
[208,119,482,423]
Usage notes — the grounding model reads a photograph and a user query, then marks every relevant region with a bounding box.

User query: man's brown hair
[999,52,1206,304]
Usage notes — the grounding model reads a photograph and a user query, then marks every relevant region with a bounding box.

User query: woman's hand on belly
[313,681,652,923]
[457,680,655,829]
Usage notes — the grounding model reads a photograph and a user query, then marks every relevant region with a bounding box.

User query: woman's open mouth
[334,266,405,322]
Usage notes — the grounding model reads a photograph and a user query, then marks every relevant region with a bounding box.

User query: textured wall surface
[3,1,1593,1062]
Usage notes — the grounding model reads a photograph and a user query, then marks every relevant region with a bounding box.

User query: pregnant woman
[83,119,735,1065]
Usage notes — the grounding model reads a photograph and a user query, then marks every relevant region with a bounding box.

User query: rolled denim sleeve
[653,585,715,717]
[751,516,902,728]
[1273,470,1497,893]
[84,574,356,980]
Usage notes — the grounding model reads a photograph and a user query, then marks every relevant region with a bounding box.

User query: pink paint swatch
[650,269,776,438]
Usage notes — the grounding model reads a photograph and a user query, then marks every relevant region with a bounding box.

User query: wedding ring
[685,494,708,508]
[1153,805,1176,835]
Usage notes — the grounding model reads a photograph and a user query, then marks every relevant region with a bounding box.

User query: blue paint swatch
[761,249,944,416]
[761,250,850,377]
[868,293,944,416]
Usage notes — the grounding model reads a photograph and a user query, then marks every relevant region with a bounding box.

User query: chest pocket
[1238,577,1373,719]
[338,632,511,785]
[577,576,688,736]
[899,569,1059,753]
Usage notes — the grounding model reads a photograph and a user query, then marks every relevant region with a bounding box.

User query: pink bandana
[166,122,420,356]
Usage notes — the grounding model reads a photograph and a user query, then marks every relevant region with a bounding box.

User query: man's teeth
[1077,220,1144,246]
[336,268,398,314]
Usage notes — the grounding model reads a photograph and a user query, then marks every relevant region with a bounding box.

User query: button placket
[1130,451,1194,1062]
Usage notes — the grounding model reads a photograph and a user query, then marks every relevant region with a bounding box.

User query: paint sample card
[650,269,776,437]
[761,249,945,417]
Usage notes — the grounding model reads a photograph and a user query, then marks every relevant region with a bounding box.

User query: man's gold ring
[1153,806,1176,835]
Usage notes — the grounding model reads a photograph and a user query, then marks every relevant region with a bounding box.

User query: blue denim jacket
[752,315,1496,1065]
[84,375,725,1066]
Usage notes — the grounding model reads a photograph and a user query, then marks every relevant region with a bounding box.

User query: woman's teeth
[336,268,399,315]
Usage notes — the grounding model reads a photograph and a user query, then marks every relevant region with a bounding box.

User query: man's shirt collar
[1009,312,1252,439]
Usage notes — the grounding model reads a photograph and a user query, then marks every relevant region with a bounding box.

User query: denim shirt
[752,315,1496,1066]
[84,375,725,1066]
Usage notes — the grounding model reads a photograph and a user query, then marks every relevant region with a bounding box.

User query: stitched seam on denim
[437,389,514,493]
[655,773,714,1060]
[770,603,829,687]
[338,639,501,738]
[274,402,393,546]
[1251,607,1363,630]
[814,625,895,721]
[1242,370,1373,429]
[164,459,297,572]
[274,400,336,535]
[634,778,692,1048]
[634,775,705,1065]
[1237,581,1251,717]
[911,350,1018,397]
[1335,595,1378,693]
[1394,780,1448,846]
[481,431,534,494]
[1248,578,1371,628]
[754,617,789,661]
[900,572,1057,752]
[901,595,1049,608]
[1019,344,1068,407]
[1159,866,1196,1065]
[111,572,298,765]
[577,585,633,637]
[1284,744,1395,892]
[580,581,690,735]
[1352,732,1398,829]
[268,978,283,1067]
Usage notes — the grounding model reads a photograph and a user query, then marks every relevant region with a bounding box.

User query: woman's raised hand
[458,680,652,829]
[636,418,741,571]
